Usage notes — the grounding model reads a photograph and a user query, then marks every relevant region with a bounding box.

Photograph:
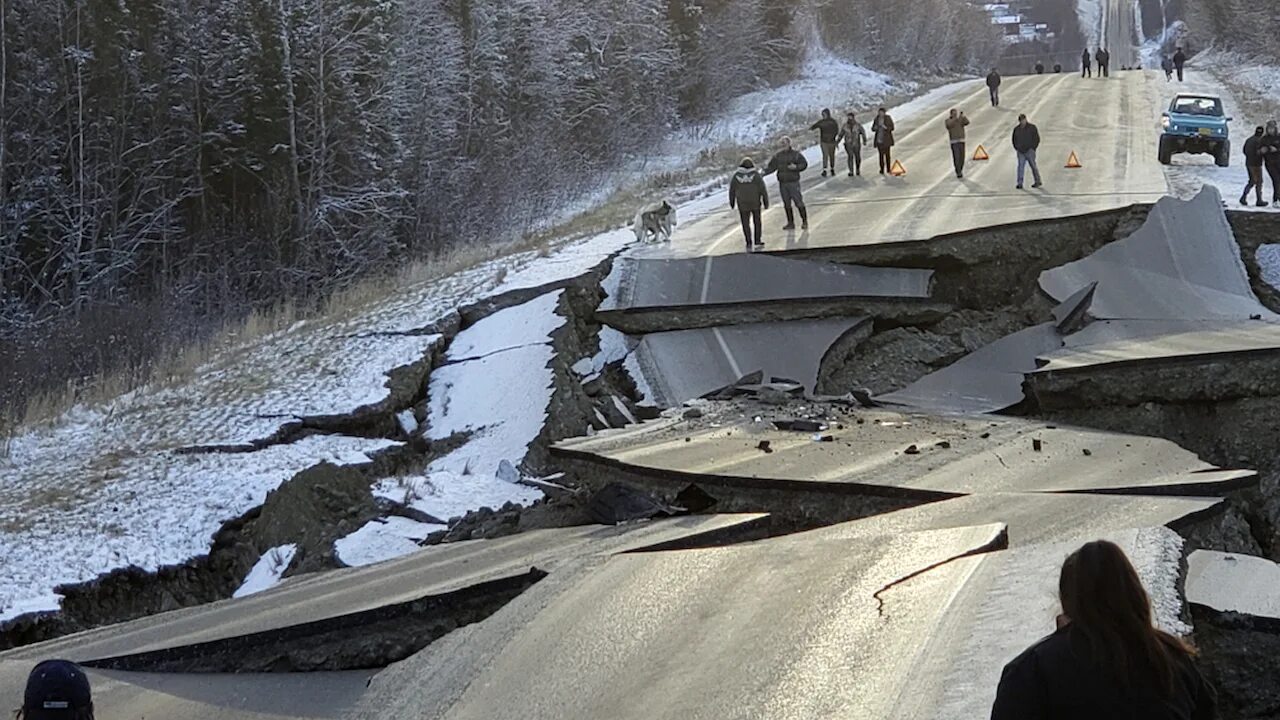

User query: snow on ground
[572,327,633,379]
[1257,245,1280,291]
[233,544,299,598]
[334,517,445,568]
[1076,0,1102,48]
[0,434,395,621]
[1150,55,1280,209]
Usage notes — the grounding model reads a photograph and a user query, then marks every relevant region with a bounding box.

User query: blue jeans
[1017,150,1042,186]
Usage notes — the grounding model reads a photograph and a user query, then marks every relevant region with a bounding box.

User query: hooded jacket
[1082,49,1092,66]
[1173,50,1187,68]
[811,117,840,144]
[1263,124,1280,169]
[987,71,1002,88]
[1244,132,1267,167]
[764,149,808,183]
[729,164,769,211]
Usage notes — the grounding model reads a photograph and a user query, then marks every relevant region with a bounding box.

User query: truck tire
[1158,137,1173,165]
[1215,141,1231,167]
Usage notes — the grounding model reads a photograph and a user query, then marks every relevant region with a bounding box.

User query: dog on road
[633,200,677,244]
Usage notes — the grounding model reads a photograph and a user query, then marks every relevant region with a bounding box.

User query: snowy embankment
[1154,51,1280,209]
[0,55,963,619]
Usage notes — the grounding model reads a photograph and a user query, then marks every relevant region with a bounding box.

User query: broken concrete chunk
[756,440,773,454]
[586,483,676,526]
[1032,439,1043,452]
[773,419,825,432]
[904,444,921,455]
[496,460,521,484]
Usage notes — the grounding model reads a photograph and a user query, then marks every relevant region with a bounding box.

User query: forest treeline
[0,0,999,416]
[1184,0,1279,56]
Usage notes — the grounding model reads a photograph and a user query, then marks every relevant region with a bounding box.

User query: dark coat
[729,166,770,211]
[811,117,840,144]
[1264,132,1280,169]
[872,115,896,148]
[1244,134,1266,167]
[1012,122,1041,153]
[991,626,1216,720]
[764,149,808,183]
[1082,50,1092,66]
[987,71,1002,88]
[1173,50,1187,68]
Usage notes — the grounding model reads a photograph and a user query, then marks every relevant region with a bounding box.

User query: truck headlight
[1162,116,1170,129]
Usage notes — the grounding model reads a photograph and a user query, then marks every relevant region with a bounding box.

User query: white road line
[700,255,714,303]
[712,326,745,379]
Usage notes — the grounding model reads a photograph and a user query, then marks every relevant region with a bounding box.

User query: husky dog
[633,200,677,243]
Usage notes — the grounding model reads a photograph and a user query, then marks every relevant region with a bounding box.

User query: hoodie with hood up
[729,162,770,212]
[1264,121,1280,170]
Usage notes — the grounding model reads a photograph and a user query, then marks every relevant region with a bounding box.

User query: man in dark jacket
[1012,113,1042,189]
[837,112,867,177]
[810,109,841,177]
[1242,125,1271,207]
[763,137,808,230]
[986,69,1002,106]
[945,109,970,179]
[1264,120,1280,204]
[728,157,770,250]
[872,108,896,175]
[1096,48,1109,77]
[1035,61,1045,74]
[1082,48,1092,78]
[1173,47,1187,81]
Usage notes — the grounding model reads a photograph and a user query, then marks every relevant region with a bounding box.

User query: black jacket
[1082,50,1092,66]
[987,71,1002,88]
[991,626,1216,720]
[811,117,840,143]
[1173,50,1187,68]
[1012,123,1041,153]
[729,166,769,211]
[1264,132,1280,168]
[872,115,896,147]
[1244,134,1266,167]
[764,149,808,183]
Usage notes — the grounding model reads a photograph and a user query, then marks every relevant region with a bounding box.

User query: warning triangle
[1065,151,1082,168]
[973,145,990,161]
[889,159,907,176]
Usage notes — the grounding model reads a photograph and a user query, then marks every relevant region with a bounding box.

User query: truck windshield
[1172,97,1223,116]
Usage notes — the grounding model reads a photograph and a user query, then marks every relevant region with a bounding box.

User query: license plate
[1198,128,1213,136]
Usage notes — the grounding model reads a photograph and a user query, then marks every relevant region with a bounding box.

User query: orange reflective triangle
[1065,151,1082,168]
[889,159,907,176]
[973,145,990,161]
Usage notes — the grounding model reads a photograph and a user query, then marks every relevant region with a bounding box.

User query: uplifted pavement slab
[783,492,1222,547]
[629,317,870,407]
[1187,550,1280,622]
[0,661,371,720]
[1,515,765,665]
[553,409,1254,498]
[1035,319,1280,372]
[351,525,1187,720]
[1039,186,1276,320]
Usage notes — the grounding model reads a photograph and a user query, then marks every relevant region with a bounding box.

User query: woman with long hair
[991,540,1217,719]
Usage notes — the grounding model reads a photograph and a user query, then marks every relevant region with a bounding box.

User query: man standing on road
[1082,48,1092,78]
[872,107,896,175]
[763,137,809,230]
[1161,55,1174,81]
[1012,114,1043,190]
[728,157,770,250]
[986,68,1002,107]
[1264,121,1280,205]
[1241,126,1270,208]
[811,109,841,177]
[1173,47,1187,82]
[1096,48,1109,78]
[946,109,971,179]
[838,112,867,177]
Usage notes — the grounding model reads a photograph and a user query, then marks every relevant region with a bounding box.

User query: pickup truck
[1159,94,1232,167]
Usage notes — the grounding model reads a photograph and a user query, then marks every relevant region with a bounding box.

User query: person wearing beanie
[728,156,770,250]
[1242,125,1271,207]
[763,136,809,230]
[23,660,94,720]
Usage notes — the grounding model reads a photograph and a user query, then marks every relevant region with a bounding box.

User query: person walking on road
[811,109,841,177]
[1264,121,1280,205]
[1161,55,1174,81]
[1082,48,1092,78]
[763,137,809,230]
[1012,113,1042,190]
[991,540,1218,720]
[838,112,867,177]
[1096,48,1109,78]
[728,157,770,250]
[946,109,970,179]
[872,107,896,175]
[1173,47,1187,82]
[986,68,1002,107]
[1242,125,1272,208]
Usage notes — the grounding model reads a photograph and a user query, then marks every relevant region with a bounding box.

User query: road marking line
[700,256,714,303]
[712,326,745,379]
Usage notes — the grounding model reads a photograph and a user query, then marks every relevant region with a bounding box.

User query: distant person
[1162,55,1174,81]
[1012,113,1042,189]
[1265,121,1280,205]
[23,659,94,719]
[728,157,769,250]
[1242,125,1271,208]
[872,107,896,175]
[810,109,841,177]
[945,109,971,179]
[837,112,868,177]
[1035,61,1045,74]
[986,68,1002,106]
[1173,47,1187,81]
[1082,48,1092,78]
[763,137,809,230]
[1096,48,1110,77]
[991,540,1217,720]
[1054,63,1062,73]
